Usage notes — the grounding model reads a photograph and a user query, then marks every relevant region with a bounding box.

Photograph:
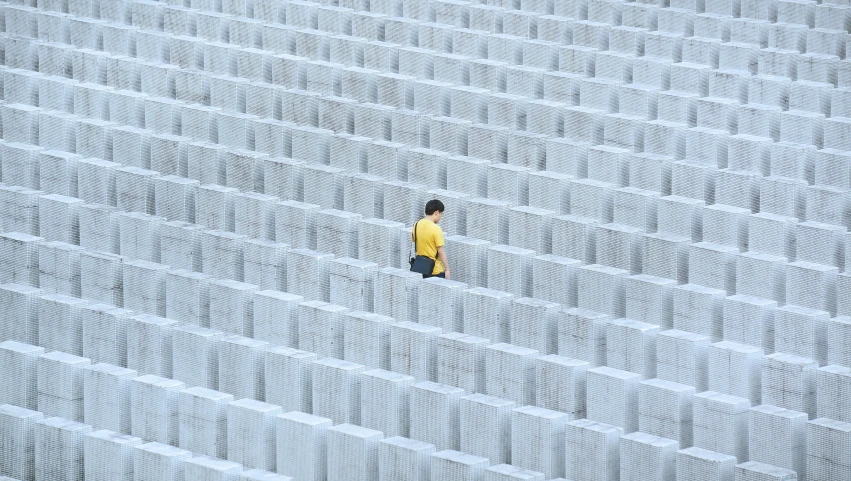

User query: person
[412,199,450,279]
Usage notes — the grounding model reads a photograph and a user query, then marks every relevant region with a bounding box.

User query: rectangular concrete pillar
[0,341,44,410]
[126,314,175,378]
[510,298,560,355]
[361,368,414,438]
[37,351,91,422]
[485,343,539,406]
[419,277,468,333]
[673,284,725,342]
[558,307,609,367]
[329,257,378,312]
[566,419,623,481]
[657,329,711,391]
[264,347,316,413]
[676,446,736,481]
[83,430,144,481]
[511,405,569,479]
[219,335,269,401]
[298,301,349,359]
[607,318,659,379]
[178,386,233,459]
[619,432,678,481]
[130,375,185,446]
[438,332,490,394]
[532,254,580,308]
[0,404,44,481]
[35,417,92,481]
[327,424,384,481]
[82,363,136,434]
[375,267,421,323]
[209,279,259,338]
[693,391,751,462]
[723,294,778,354]
[276,411,332,481]
[343,311,396,370]
[379,436,437,481]
[227,399,281,472]
[749,405,808,479]
[639,378,696,447]
[312,358,365,426]
[465,287,514,343]
[165,269,211,327]
[410,381,465,452]
[762,353,818,418]
[460,393,516,466]
[253,291,303,348]
[431,450,491,481]
[390,321,442,381]
[172,325,224,391]
[0,284,42,346]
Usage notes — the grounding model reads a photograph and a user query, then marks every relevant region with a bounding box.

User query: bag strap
[410,220,419,258]
[413,220,418,246]
[412,221,436,259]
[412,220,439,263]
[414,220,439,262]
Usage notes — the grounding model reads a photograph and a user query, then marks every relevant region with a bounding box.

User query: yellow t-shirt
[412,219,445,275]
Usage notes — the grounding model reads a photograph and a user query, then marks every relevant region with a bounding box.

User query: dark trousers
[425,272,446,279]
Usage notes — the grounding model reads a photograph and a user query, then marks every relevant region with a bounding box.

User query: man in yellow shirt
[412,199,450,279]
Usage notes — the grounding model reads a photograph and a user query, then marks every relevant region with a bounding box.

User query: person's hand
[444,268,451,280]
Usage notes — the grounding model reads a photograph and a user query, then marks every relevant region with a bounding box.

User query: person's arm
[436,245,450,280]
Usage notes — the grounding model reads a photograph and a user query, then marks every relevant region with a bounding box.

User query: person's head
[425,199,445,223]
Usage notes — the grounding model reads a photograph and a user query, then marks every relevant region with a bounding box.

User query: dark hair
[425,199,445,215]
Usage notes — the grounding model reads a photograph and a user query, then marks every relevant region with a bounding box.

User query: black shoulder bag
[409,220,436,277]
